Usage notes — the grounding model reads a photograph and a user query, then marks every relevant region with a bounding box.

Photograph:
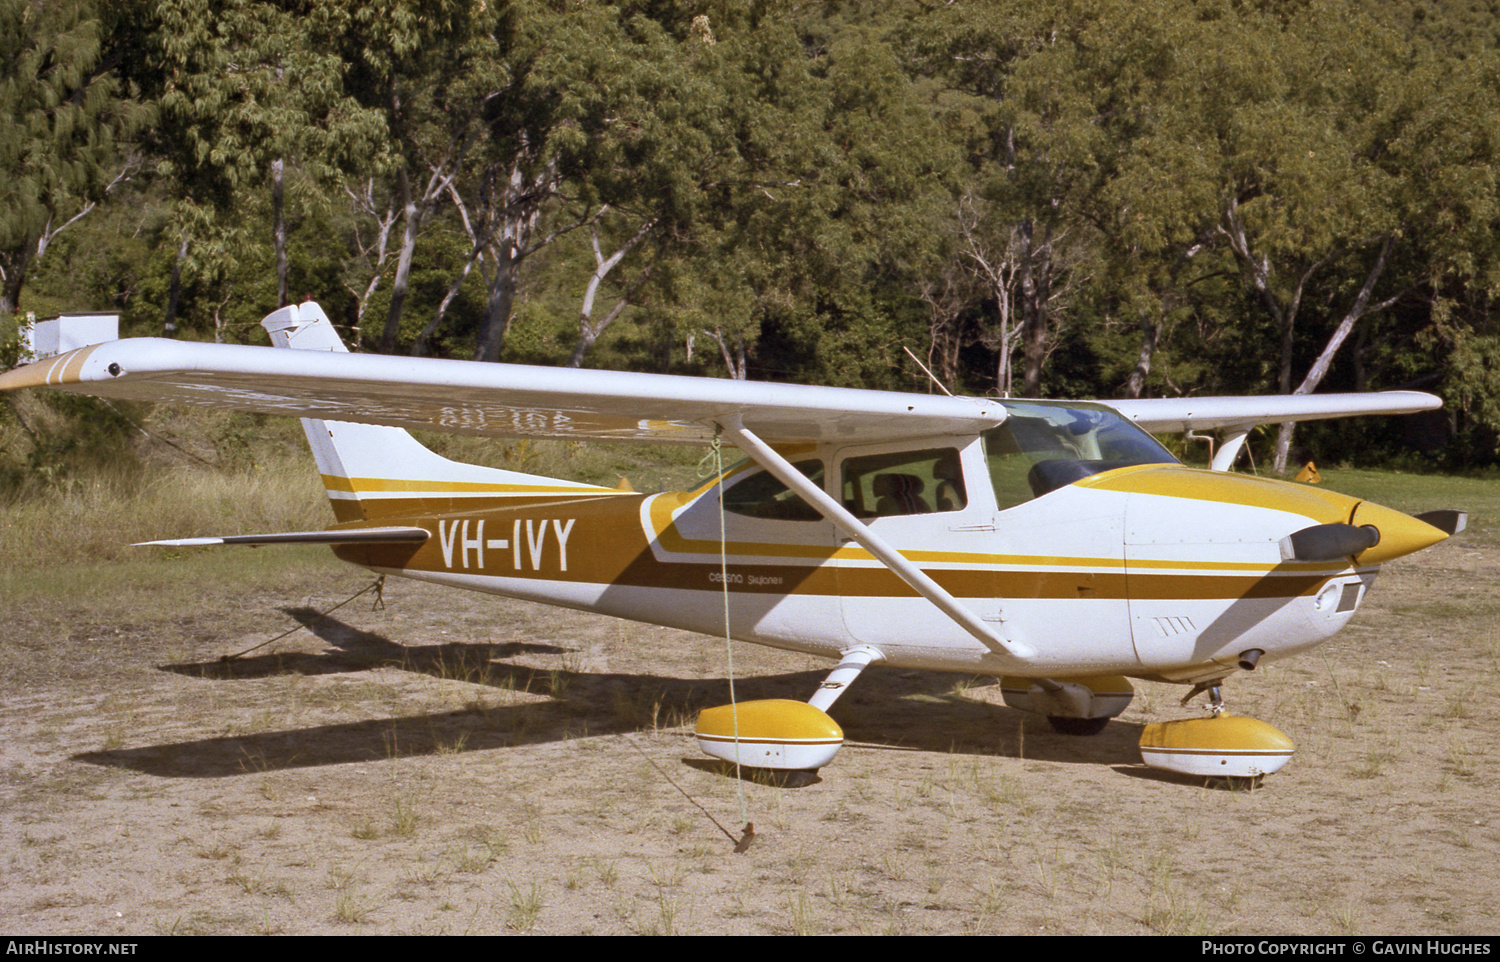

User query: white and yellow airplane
[0,302,1465,780]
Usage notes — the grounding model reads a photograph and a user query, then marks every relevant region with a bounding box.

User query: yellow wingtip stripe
[0,345,101,391]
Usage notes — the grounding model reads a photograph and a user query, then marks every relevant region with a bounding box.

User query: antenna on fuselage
[901,345,955,397]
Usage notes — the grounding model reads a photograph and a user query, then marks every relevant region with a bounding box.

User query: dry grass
[0,453,326,570]
[0,459,1497,933]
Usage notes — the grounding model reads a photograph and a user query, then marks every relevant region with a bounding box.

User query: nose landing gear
[1139,681,1294,781]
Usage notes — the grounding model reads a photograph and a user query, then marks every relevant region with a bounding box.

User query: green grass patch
[1313,468,1500,546]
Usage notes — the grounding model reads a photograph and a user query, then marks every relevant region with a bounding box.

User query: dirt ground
[1,533,1497,935]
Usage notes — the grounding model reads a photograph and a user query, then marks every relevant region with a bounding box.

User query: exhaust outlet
[1238,648,1264,671]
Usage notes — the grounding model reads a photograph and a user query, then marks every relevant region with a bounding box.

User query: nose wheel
[1139,680,1295,781]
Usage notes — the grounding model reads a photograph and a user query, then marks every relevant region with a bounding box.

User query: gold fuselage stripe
[1076,465,1356,524]
[329,489,1351,603]
[642,488,1341,574]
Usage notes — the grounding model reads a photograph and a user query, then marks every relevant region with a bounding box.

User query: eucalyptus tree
[0,0,145,316]
[559,13,734,369]
[136,0,381,336]
[904,0,1123,397]
[1167,2,1500,470]
[316,0,501,353]
[655,8,956,385]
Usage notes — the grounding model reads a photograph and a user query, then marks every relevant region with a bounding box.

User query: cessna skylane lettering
[0,302,1465,780]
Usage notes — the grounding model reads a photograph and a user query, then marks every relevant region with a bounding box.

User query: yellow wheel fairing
[695,699,843,742]
[1139,713,1295,778]
[695,699,844,771]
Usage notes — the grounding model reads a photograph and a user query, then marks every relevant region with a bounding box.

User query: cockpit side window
[721,460,825,521]
[840,448,967,518]
[984,402,1177,510]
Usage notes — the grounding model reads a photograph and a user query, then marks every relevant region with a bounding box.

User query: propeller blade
[1279,523,1380,562]
[1415,509,1467,536]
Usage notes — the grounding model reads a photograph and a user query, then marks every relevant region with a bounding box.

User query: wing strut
[1211,429,1251,472]
[717,418,1035,668]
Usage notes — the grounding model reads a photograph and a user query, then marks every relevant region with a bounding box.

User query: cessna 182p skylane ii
[0,302,1466,780]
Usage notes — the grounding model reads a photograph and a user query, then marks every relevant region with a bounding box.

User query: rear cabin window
[721,460,824,522]
[984,401,1176,510]
[840,448,966,518]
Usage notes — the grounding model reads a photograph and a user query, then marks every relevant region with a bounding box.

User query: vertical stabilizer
[263,303,616,521]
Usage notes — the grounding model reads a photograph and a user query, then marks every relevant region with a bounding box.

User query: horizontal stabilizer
[135,526,430,548]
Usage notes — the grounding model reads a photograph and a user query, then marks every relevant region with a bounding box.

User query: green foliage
[5,0,1500,468]
[0,0,148,313]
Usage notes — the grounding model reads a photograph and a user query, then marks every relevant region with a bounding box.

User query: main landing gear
[693,646,883,773]
[1008,674,1296,782]
[692,656,1295,782]
[999,675,1136,735]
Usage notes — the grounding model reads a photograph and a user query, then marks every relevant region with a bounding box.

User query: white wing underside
[1109,393,1441,433]
[0,332,1439,445]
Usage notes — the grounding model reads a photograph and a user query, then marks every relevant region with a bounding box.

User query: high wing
[0,335,1008,445]
[1105,392,1441,470]
[0,304,1439,448]
[1108,393,1442,434]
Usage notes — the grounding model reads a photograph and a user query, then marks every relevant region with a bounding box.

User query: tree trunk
[705,327,749,380]
[164,237,189,336]
[1017,220,1052,397]
[0,250,27,315]
[475,240,518,363]
[413,247,482,357]
[381,165,419,354]
[568,296,634,368]
[272,158,288,307]
[567,218,655,368]
[472,160,556,363]
[1125,317,1161,398]
[1271,236,1399,474]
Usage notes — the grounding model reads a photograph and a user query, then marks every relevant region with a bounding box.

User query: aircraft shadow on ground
[77,610,1146,777]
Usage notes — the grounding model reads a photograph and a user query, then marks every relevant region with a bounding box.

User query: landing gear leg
[1180,681,1226,716]
[694,646,883,772]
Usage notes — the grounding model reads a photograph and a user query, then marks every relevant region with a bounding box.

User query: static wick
[734,821,756,854]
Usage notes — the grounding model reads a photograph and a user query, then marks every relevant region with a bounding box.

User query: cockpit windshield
[984,401,1178,509]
